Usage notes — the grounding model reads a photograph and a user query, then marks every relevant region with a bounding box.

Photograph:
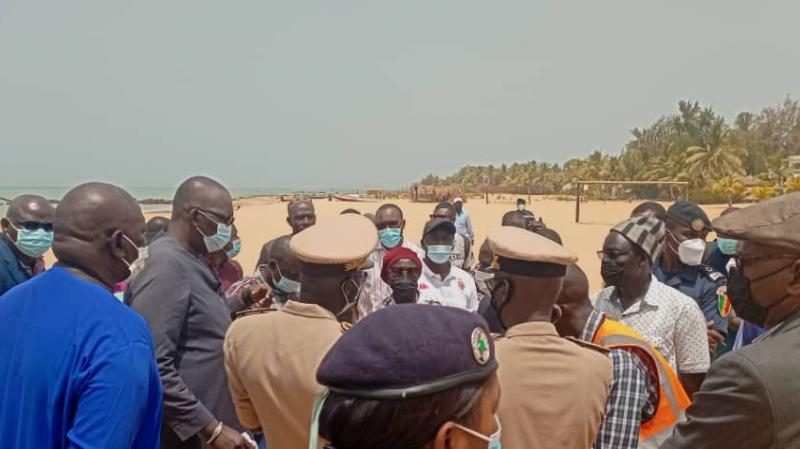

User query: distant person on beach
[431,202,472,270]
[0,194,54,296]
[417,218,479,312]
[145,216,170,243]
[357,203,423,317]
[631,201,667,221]
[256,198,316,268]
[452,197,475,242]
[127,176,251,449]
[224,214,376,449]
[0,183,162,448]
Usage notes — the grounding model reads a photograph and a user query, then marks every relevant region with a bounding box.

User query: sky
[1,1,798,191]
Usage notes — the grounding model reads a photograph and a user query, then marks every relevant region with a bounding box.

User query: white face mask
[121,234,149,281]
[677,238,705,266]
[454,414,502,449]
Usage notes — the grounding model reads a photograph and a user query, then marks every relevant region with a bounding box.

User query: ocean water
[0,185,353,217]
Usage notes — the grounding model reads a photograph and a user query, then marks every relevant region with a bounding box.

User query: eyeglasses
[13,221,54,232]
[195,209,234,226]
[596,250,630,260]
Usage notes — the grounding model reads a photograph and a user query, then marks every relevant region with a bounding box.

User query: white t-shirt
[418,262,479,312]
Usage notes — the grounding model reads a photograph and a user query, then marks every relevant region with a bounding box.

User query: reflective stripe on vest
[595,322,690,444]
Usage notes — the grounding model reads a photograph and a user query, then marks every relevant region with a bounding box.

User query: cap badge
[471,327,490,365]
[691,218,705,232]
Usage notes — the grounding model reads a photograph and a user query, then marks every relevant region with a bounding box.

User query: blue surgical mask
[196,211,232,253]
[378,227,402,248]
[275,275,302,295]
[426,245,453,265]
[9,224,53,257]
[226,239,242,259]
[717,238,738,256]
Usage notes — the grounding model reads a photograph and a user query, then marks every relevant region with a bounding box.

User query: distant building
[789,156,800,177]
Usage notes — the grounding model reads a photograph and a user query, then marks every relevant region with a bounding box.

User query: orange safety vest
[592,317,690,448]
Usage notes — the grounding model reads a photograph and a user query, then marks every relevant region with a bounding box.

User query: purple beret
[317,304,497,399]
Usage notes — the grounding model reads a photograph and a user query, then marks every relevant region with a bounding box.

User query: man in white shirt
[417,218,479,312]
[430,202,472,270]
[592,215,710,398]
[357,204,423,317]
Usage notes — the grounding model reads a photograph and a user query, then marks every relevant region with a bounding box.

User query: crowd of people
[1,175,799,449]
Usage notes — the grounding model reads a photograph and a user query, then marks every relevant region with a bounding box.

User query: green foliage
[709,177,746,206]
[419,96,800,202]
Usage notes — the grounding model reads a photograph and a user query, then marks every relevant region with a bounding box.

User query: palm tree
[685,120,747,186]
[710,176,746,207]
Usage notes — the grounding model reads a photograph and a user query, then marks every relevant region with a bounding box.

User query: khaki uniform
[224,300,343,449]
[496,322,613,449]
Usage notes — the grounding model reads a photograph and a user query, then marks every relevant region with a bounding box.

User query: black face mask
[391,279,419,304]
[600,261,626,287]
[727,263,794,328]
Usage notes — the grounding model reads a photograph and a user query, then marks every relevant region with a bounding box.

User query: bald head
[558,264,590,307]
[5,194,55,225]
[502,211,528,229]
[145,216,170,243]
[52,182,145,288]
[267,235,300,283]
[553,264,594,338]
[172,176,233,221]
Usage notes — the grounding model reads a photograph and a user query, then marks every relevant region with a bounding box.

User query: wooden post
[485,188,489,204]
[575,183,582,223]
[527,185,531,203]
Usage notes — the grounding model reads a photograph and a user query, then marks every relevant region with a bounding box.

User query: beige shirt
[496,322,613,449]
[224,300,342,449]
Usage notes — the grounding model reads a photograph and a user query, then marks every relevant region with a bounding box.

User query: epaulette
[233,307,275,320]
[340,321,354,333]
[565,336,610,354]
[699,265,725,282]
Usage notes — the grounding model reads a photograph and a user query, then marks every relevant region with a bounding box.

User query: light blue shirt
[455,209,474,240]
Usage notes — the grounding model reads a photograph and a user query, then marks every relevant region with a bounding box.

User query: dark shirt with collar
[653,263,728,335]
[704,242,732,276]
[0,236,44,297]
[126,235,240,447]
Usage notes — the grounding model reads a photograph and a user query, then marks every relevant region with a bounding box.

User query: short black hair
[434,201,454,213]
[376,203,403,218]
[535,227,563,245]
[631,201,666,221]
[502,211,527,228]
[341,208,361,215]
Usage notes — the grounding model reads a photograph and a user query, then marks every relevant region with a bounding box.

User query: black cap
[423,218,456,238]
[317,304,497,399]
[667,201,711,232]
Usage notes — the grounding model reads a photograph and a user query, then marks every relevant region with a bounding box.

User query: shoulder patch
[566,336,611,354]
[233,307,275,320]
[717,286,732,317]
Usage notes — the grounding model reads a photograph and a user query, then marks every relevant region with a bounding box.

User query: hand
[706,321,725,354]
[247,283,270,303]
[210,424,254,449]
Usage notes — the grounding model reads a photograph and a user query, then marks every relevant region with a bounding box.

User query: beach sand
[143,195,731,294]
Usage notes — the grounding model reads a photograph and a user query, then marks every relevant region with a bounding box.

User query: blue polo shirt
[0,267,162,448]
[0,236,33,297]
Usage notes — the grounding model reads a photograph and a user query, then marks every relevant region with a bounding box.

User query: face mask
[474,269,495,296]
[426,245,453,265]
[454,414,502,449]
[225,239,241,259]
[196,213,232,253]
[121,234,148,281]
[390,279,418,304]
[517,204,525,212]
[600,261,626,287]
[275,275,301,296]
[717,238,738,256]
[727,263,795,327]
[8,222,53,257]
[668,231,705,266]
[378,227,402,249]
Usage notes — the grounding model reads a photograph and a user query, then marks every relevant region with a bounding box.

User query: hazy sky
[1,1,798,190]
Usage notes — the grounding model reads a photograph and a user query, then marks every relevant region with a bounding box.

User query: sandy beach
[133,195,733,294]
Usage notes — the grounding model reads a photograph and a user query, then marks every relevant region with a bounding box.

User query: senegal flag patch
[717,286,731,317]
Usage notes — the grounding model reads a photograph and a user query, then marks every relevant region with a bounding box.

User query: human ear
[785,260,800,296]
[551,304,563,323]
[431,421,461,449]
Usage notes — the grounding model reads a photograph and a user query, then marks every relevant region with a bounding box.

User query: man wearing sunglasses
[127,176,253,449]
[0,194,55,296]
[663,193,800,449]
